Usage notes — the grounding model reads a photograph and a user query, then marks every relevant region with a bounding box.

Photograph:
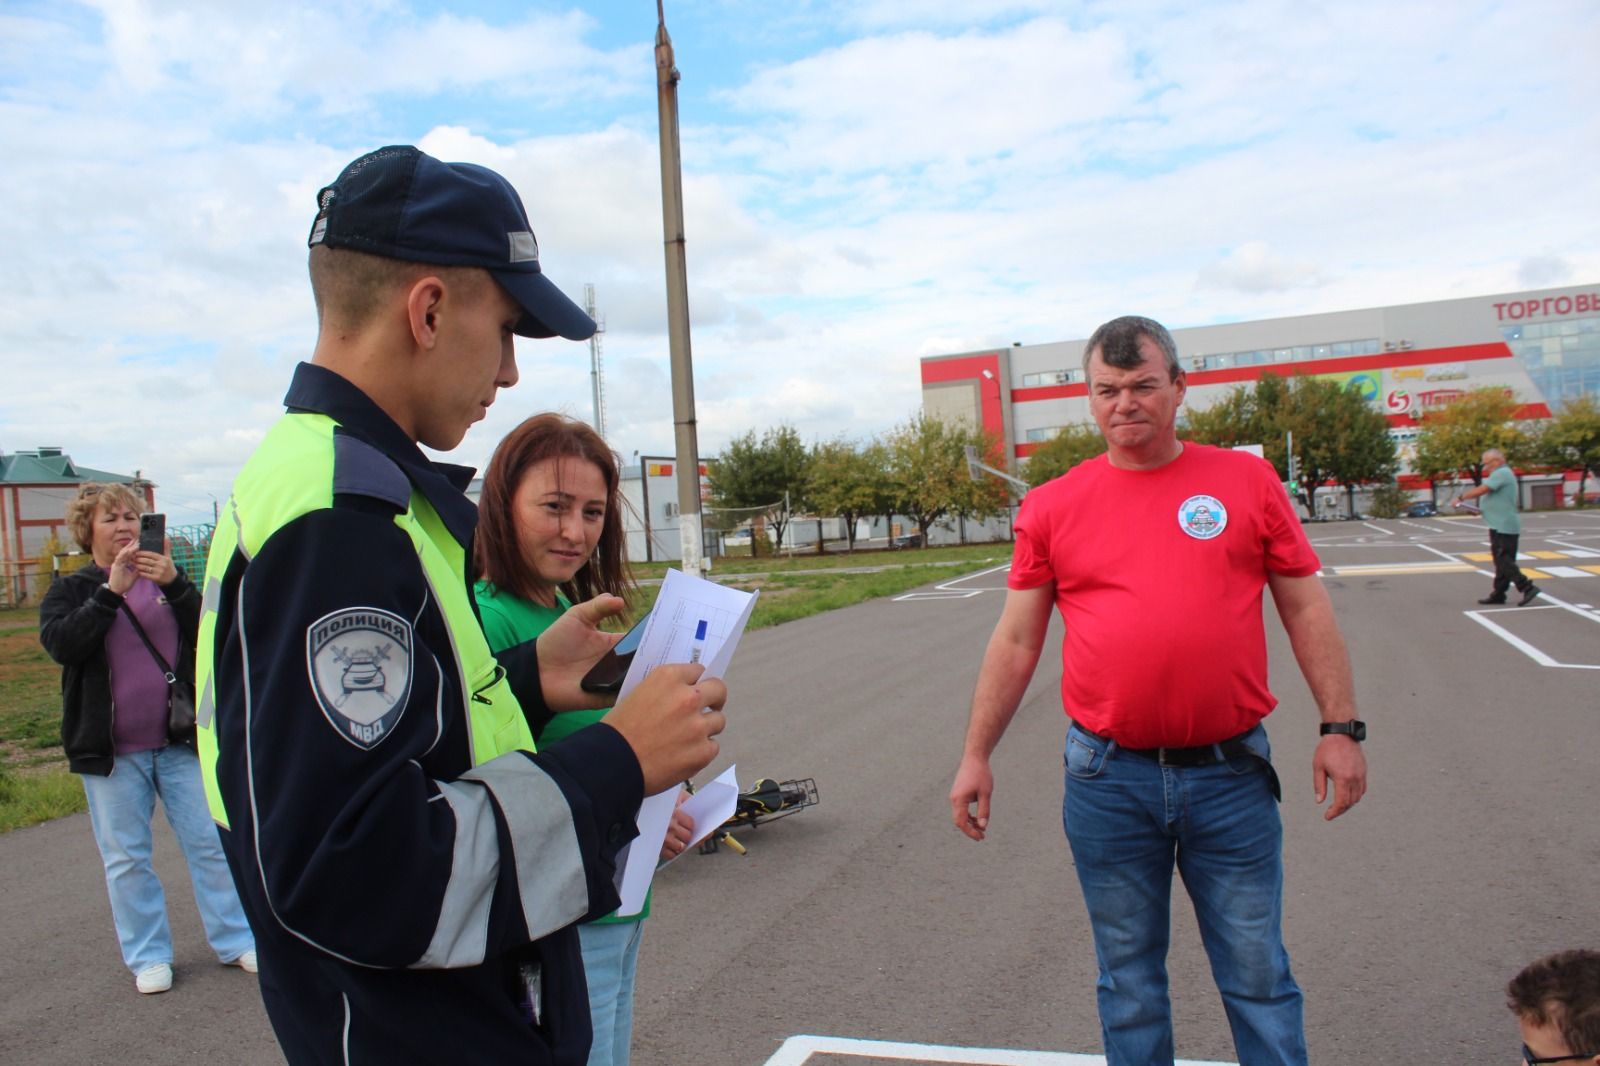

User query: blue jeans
[80,745,255,974]
[1062,723,1305,1066]
[578,919,644,1066]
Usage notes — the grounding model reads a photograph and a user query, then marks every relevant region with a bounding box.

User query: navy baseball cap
[308,145,596,341]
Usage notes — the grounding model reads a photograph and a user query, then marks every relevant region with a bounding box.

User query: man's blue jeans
[80,744,255,974]
[1062,723,1306,1066]
[577,919,645,1066]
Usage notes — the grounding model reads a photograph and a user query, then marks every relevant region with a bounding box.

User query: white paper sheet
[670,764,740,863]
[616,568,758,698]
[614,787,678,916]
[613,570,758,916]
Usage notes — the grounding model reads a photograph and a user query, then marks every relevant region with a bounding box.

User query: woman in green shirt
[474,413,693,1066]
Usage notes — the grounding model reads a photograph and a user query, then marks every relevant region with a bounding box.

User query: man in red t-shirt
[949,315,1367,1066]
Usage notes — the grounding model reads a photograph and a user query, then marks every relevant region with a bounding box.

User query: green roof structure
[0,447,139,485]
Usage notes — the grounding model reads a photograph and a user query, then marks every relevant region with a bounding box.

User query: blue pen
[689,619,708,663]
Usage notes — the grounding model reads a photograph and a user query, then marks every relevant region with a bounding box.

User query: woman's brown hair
[474,413,633,607]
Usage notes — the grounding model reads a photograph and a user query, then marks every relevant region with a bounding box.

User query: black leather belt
[1074,724,1281,801]
[1076,725,1255,767]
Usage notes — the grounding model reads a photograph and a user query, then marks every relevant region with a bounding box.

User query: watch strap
[1320,720,1366,741]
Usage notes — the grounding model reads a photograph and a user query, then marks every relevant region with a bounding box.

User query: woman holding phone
[473,414,693,1066]
[38,483,255,994]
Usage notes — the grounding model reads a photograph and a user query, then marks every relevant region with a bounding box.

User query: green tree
[1536,396,1600,504]
[806,437,883,552]
[1412,388,1522,489]
[859,440,900,543]
[1366,482,1412,519]
[31,530,68,604]
[1321,383,1398,514]
[707,424,810,550]
[1023,423,1107,487]
[1279,375,1395,515]
[949,431,1012,539]
[885,413,999,545]
[1182,373,1292,473]
[1181,373,1392,513]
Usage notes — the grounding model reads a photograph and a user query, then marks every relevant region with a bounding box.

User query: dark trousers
[1489,530,1532,597]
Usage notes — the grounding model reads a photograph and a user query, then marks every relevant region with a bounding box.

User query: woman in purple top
[38,483,255,995]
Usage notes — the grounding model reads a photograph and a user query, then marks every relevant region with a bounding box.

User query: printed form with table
[612,568,759,915]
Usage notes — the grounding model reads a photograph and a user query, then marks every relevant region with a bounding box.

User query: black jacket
[37,561,200,775]
[207,364,643,1065]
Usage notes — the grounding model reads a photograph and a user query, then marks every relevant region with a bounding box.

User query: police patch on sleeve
[306,607,413,749]
[1178,494,1228,540]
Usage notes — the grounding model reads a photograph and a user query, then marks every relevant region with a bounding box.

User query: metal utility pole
[584,284,607,439]
[655,0,704,574]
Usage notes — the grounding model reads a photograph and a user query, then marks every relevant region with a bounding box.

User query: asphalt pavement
[3,509,1598,1065]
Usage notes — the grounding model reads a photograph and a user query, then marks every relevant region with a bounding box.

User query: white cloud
[2,0,1598,529]
[1197,243,1329,295]
[82,1,640,115]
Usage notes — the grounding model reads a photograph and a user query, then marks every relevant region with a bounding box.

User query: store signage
[1493,293,1599,320]
[1385,389,1412,414]
[1392,367,1424,381]
[1426,364,1467,381]
[1418,389,1466,409]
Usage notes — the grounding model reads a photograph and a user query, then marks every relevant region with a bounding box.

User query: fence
[0,524,215,609]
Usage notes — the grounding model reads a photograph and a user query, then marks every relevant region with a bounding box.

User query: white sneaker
[229,949,258,974]
[135,963,173,994]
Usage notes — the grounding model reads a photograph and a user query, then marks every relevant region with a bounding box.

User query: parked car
[889,532,923,549]
[1403,501,1439,517]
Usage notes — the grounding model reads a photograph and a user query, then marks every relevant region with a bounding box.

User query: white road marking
[1361,521,1395,536]
[895,562,1013,601]
[1464,587,1600,668]
[894,590,984,601]
[1537,566,1595,578]
[1414,542,1471,564]
[763,1035,1233,1066]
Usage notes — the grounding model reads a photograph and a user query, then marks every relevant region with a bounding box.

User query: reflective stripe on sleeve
[202,575,222,614]
[459,754,588,942]
[196,671,215,730]
[416,779,500,968]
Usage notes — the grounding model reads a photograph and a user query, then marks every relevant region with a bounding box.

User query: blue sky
[2,0,1597,525]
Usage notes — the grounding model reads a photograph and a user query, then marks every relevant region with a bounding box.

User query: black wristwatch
[1320,720,1366,741]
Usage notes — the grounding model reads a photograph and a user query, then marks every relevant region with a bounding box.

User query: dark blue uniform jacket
[208,363,642,1065]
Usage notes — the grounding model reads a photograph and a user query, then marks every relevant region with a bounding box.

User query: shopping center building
[921,282,1600,508]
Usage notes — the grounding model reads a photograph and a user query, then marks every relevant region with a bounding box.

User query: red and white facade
[922,282,1600,502]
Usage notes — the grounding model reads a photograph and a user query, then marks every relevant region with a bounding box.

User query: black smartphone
[579,611,652,695]
[138,513,166,554]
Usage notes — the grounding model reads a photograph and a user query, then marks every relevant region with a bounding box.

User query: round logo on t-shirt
[1178,495,1228,540]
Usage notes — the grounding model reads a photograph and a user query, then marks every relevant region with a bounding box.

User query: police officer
[196,146,727,1065]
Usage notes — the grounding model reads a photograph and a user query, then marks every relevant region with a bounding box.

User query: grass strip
[0,542,1014,831]
[0,765,86,833]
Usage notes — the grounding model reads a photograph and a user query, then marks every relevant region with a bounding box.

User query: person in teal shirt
[1453,447,1541,606]
[474,413,693,1066]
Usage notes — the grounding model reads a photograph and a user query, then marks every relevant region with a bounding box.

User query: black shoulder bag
[118,602,198,746]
